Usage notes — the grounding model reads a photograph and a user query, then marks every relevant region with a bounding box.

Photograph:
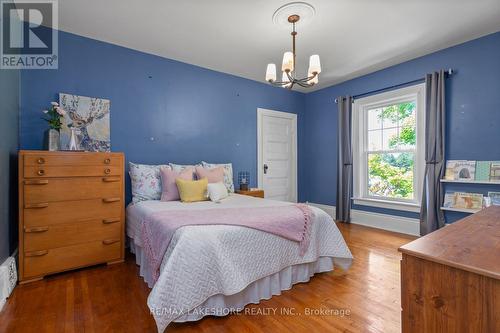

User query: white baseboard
[307,202,420,236]
[0,253,18,312]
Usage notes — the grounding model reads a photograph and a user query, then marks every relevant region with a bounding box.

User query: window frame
[352,84,425,212]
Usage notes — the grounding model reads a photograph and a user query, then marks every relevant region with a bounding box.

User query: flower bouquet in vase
[42,101,66,151]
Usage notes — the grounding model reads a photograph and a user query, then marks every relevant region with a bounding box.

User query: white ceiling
[51,1,500,91]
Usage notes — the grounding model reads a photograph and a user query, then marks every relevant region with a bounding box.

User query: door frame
[257,108,298,202]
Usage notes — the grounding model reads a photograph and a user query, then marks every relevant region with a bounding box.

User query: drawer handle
[37,157,45,164]
[25,250,48,257]
[102,239,120,245]
[103,218,120,224]
[37,169,45,176]
[102,177,120,183]
[25,179,49,185]
[25,203,49,209]
[103,198,120,203]
[25,226,49,233]
[104,158,111,164]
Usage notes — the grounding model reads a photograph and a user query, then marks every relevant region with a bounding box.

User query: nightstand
[236,189,264,198]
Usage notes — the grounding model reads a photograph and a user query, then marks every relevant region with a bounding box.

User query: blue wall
[19,29,500,222]
[20,30,306,203]
[0,69,19,261]
[303,32,500,222]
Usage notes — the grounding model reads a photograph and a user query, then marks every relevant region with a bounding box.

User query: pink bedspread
[141,204,314,283]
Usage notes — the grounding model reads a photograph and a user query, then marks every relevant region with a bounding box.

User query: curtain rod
[334,68,453,104]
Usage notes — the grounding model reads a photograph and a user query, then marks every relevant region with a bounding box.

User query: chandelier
[265,14,321,89]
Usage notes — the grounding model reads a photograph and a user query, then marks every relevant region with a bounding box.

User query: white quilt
[127,194,353,332]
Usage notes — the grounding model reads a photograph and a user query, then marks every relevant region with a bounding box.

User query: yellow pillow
[176,177,208,203]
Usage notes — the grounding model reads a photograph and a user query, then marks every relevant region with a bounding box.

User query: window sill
[352,197,421,213]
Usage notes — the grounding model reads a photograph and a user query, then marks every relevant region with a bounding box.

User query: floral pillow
[201,161,234,193]
[129,162,170,203]
[169,163,199,179]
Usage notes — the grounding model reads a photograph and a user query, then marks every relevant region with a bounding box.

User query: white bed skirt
[129,240,344,323]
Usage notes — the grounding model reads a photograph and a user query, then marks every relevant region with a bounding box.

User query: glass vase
[44,128,60,151]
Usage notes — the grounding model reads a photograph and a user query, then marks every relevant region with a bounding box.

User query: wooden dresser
[18,150,125,283]
[399,206,500,333]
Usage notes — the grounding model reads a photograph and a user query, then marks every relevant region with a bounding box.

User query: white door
[257,108,297,202]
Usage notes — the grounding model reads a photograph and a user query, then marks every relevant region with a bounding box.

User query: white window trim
[352,84,425,213]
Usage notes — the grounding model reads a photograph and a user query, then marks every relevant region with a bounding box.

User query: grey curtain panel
[420,71,446,235]
[336,96,353,223]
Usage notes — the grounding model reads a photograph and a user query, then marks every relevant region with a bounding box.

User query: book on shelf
[475,161,500,181]
[488,191,500,206]
[443,191,455,207]
[476,161,491,181]
[444,160,476,180]
[454,192,483,210]
[456,161,476,180]
[443,160,500,182]
[445,160,462,180]
[490,163,500,182]
[443,191,483,210]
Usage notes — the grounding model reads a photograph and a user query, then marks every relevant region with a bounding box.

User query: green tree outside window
[368,102,416,199]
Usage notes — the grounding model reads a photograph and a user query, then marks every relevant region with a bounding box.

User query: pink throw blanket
[141,204,314,283]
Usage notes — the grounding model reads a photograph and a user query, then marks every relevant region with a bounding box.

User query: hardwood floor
[0,223,415,333]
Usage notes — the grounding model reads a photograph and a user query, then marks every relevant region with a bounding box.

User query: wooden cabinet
[399,207,500,333]
[18,150,125,283]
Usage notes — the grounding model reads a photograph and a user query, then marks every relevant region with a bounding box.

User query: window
[352,84,425,212]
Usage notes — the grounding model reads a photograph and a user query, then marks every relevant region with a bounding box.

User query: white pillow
[207,182,229,202]
[202,161,234,193]
[129,162,170,203]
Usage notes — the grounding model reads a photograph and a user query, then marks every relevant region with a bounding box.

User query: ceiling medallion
[265,2,321,89]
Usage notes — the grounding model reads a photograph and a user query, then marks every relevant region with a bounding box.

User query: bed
[126,194,353,332]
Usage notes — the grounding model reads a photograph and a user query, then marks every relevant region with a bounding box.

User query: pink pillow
[195,166,224,184]
[160,167,194,201]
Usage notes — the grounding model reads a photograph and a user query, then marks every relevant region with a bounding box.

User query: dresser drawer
[24,153,121,167]
[24,165,121,178]
[24,198,122,227]
[24,239,121,278]
[24,177,121,203]
[24,218,121,252]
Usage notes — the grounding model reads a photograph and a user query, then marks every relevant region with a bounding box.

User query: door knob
[263,164,269,174]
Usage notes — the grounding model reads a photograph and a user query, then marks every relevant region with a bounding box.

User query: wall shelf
[440,179,500,185]
[440,207,481,214]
